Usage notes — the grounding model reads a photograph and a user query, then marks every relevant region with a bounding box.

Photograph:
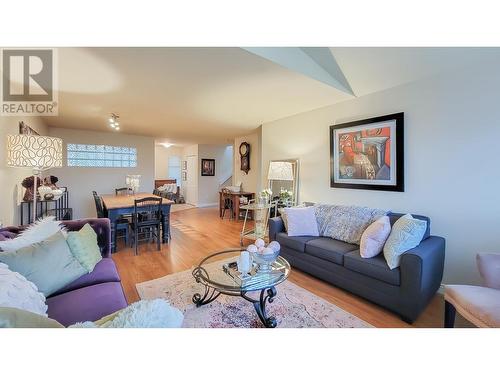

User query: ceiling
[40,47,500,144]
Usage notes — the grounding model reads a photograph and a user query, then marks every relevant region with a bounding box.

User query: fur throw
[70,299,184,328]
[0,216,66,252]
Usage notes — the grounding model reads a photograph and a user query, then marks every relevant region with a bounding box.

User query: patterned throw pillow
[383,214,427,269]
[315,205,387,244]
[360,216,391,258]
[66,224,103,273]
[0,263,48,316]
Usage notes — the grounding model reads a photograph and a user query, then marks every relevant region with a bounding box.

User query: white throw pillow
[0,263,47,316]
[360,216,391,258]
[284,206,319,237]
[0,216,66,253]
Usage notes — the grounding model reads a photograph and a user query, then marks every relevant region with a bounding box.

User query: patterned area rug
[136,260,372,328]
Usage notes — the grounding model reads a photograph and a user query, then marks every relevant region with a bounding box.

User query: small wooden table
[101,193,174,252]
[219,191,255,220]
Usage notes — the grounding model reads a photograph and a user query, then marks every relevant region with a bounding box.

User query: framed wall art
[201,158,215,176]
[330,112,404,192]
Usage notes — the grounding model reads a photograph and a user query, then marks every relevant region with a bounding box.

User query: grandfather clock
[239,142,250,174]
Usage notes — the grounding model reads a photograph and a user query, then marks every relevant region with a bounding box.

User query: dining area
[92,188,173,255]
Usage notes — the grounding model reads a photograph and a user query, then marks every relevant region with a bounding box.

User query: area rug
[136,260,372,328]
[170,203,196,213]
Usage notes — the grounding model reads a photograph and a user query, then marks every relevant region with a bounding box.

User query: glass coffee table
[191,249,291,328]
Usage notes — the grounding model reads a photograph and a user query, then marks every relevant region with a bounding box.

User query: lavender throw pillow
[359,216,391,258]
[284,206,319,237]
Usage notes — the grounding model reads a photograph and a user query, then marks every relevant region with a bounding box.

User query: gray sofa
[269,212,445,323]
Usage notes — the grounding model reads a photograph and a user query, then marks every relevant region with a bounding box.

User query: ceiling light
[161,143,173,148]
[108,113,120,130]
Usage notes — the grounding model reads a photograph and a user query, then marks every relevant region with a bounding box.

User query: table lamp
[6,134,63,223]
[267,161,294,188]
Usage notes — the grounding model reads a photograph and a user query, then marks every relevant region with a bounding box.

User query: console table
[19,188,72,225]
[218,191,255,220]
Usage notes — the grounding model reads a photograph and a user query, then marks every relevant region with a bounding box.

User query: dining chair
[221,188,234,220]
[130,196,162,255]
[92,191,129,251]
[115,187,132,195]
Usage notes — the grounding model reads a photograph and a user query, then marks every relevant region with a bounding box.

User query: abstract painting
[330,112,404,191]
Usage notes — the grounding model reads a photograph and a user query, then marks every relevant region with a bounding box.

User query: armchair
[444,253,500,328]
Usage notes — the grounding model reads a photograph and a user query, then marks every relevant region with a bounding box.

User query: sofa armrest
[477,253,500,289]
[400,236,446,297]
[61,218,112,258]
[268,217,285,241]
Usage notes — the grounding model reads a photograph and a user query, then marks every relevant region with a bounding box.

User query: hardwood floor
[112,207,472,328]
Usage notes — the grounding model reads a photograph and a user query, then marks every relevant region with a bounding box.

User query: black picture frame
[201,158,215,176]
[330,112,404,192]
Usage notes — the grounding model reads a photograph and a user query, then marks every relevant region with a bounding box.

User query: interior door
[185,155,198,205]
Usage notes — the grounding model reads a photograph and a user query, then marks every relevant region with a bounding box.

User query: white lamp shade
[267,161,294,181]
[6,134,63,171]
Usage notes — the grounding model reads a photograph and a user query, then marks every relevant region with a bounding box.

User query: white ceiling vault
[40,47,500,144]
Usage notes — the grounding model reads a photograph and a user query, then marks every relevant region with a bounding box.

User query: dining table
[101,192,174,252]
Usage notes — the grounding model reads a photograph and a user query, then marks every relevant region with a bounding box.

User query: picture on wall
[19,121,39,135]
[201,158,215,176]
[330,112,404,192]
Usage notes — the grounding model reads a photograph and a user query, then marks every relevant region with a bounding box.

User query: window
[168,155,181,186]
[67,143,137,168]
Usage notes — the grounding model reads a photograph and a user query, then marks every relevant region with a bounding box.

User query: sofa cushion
[50,258,121,297]
[47,282,128,327]
[305,238,358,265]
[344,250,400,286]
[276,232,316,253]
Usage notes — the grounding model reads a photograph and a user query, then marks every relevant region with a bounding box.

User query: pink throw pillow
[360,216,391,258]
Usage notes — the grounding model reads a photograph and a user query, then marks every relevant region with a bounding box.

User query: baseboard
[438,284,445,295]
[196,202,218,208]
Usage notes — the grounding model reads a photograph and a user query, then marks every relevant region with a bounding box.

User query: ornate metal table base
[192,267,278,328]
[241,286,277,328]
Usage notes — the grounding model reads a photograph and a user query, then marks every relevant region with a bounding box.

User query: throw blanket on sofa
[315,205,388,244]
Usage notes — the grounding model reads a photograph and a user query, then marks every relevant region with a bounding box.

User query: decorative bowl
[252,249,280,272]
[52,189,63,199]
[38,186,53,199]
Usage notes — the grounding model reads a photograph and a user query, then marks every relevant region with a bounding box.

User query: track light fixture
[109,113,120,130]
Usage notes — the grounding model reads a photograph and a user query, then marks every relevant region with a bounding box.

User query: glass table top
[193,249,290,292]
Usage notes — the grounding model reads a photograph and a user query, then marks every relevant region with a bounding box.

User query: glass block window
[67,143,137,168]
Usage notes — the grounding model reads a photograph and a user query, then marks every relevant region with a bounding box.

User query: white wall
[154,145,182,180]
[198,144,233,207]
[0,117,48,226]
[47,127,155,219]
[181,144,199,205]
[233,126,262,194]
[262,60,500,285]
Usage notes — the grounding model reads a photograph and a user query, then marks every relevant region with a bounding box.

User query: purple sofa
[0,218,128,326]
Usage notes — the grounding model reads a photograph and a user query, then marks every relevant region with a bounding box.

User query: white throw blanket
[70,299,183,328]
[314,204,387,244]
